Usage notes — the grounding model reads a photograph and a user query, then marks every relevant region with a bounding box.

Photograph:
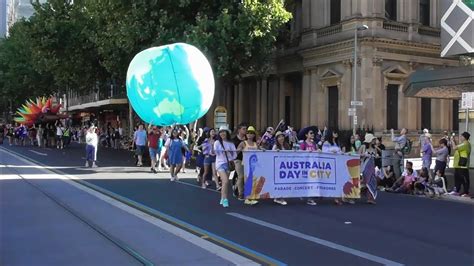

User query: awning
[403,66,474,99]
[62,98,129,112]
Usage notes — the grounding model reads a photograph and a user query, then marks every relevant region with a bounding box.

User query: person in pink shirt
[300,129,320,151]
[395,168,415,193]
[299,129,318,206]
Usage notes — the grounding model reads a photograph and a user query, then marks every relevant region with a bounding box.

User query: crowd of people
[0,121,125,150]
[1,119,470,208]
[123,121,471,208]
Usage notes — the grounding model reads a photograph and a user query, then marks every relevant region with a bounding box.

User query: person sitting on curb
[386,161,417,192]
[393,168,415,194]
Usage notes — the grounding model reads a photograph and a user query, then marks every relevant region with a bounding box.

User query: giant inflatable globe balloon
[126,43,215,126]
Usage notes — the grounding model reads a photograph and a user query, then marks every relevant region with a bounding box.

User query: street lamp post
[352,24,369,136]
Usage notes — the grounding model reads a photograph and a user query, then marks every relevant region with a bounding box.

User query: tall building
[208,0,460,133]
[0,0,7,38]
[7,0,45,34]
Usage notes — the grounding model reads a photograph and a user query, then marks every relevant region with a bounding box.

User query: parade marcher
[360,133,377,204]
[165,128,189,181]
[63,125,71,148]
[55,121,64,149]
[272,131,291,205]
[431,138,449,186]
[85,125,98,168]
[299,129,318,206]
[36,124,43,148]
[237,126,259,205]
[6,124,14,146]
[147,125,161,173]
[201,128,217,189]
[133,124,147,166]
[450,132,471,197]
[160,127,170,170]
[232,123,247,199]
[28,126,36,146]
[180,130,189,173]
[214,125,237,208]
[322,130,352,205]
[260,126,276,151]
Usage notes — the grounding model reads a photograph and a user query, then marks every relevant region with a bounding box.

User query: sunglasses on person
[308,131,314,135]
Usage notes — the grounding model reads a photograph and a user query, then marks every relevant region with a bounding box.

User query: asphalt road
[2,143,473,265]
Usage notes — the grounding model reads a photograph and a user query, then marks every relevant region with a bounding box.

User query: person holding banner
[299,129,319,206]
[214,126,237,208]
[272,131,290,205]
[232,123,247,199]
[237,126,260,206]
[322,130,355,205]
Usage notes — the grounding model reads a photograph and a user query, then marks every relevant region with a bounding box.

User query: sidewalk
[0,148,255,265]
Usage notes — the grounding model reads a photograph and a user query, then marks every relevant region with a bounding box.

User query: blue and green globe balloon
[126,43,215,126]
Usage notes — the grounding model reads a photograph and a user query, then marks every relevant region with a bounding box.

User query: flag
[362,157,378,199]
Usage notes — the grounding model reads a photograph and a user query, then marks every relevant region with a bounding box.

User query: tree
[86,0,291,85]
[0,20,56,113]
[28,0,108,93]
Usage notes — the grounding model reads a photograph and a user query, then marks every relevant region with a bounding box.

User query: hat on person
[364,133,376,143]
[218,125,231,134]
[247,126,256,133]
[423,128,429,134]
[275,131,285,138]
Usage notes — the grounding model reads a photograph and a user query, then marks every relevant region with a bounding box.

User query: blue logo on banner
[274,156,337,185]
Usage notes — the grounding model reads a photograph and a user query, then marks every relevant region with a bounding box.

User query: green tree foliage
[28,0,108,91]
[86,0,291,84]
[1,0,291,109]
[0,21,56,109]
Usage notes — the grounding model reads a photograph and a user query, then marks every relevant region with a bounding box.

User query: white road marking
[28,150,47,156]
[227,212,404,266]
[176,180,220,194]
[0,148,259,266]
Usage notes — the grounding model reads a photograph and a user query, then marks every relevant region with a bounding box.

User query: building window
[386,84,398,129]
[420,0,430,26]
[421,98,431,130]
[385,0,397,21]
[328,86,338,129]
[453,100,459,131]
[330,0,341,25]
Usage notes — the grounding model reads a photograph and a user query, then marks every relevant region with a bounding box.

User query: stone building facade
[207,0,461,133]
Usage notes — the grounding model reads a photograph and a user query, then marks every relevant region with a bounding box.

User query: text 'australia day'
[275,157,336,184]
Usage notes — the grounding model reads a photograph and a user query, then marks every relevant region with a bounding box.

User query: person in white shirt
[85,126,98,168]
[213,126,237,208]
[56,121,65,149]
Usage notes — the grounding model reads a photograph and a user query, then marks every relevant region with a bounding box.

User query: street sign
[461,92,474,109]
[348,108,356,112]
[351,101,363,106]
[348,109,356,116]
[353,116,358,125]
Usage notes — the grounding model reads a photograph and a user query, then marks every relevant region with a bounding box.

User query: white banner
[243,151,361,199]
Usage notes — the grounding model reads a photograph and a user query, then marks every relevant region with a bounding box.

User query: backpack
[402,138,412,154]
